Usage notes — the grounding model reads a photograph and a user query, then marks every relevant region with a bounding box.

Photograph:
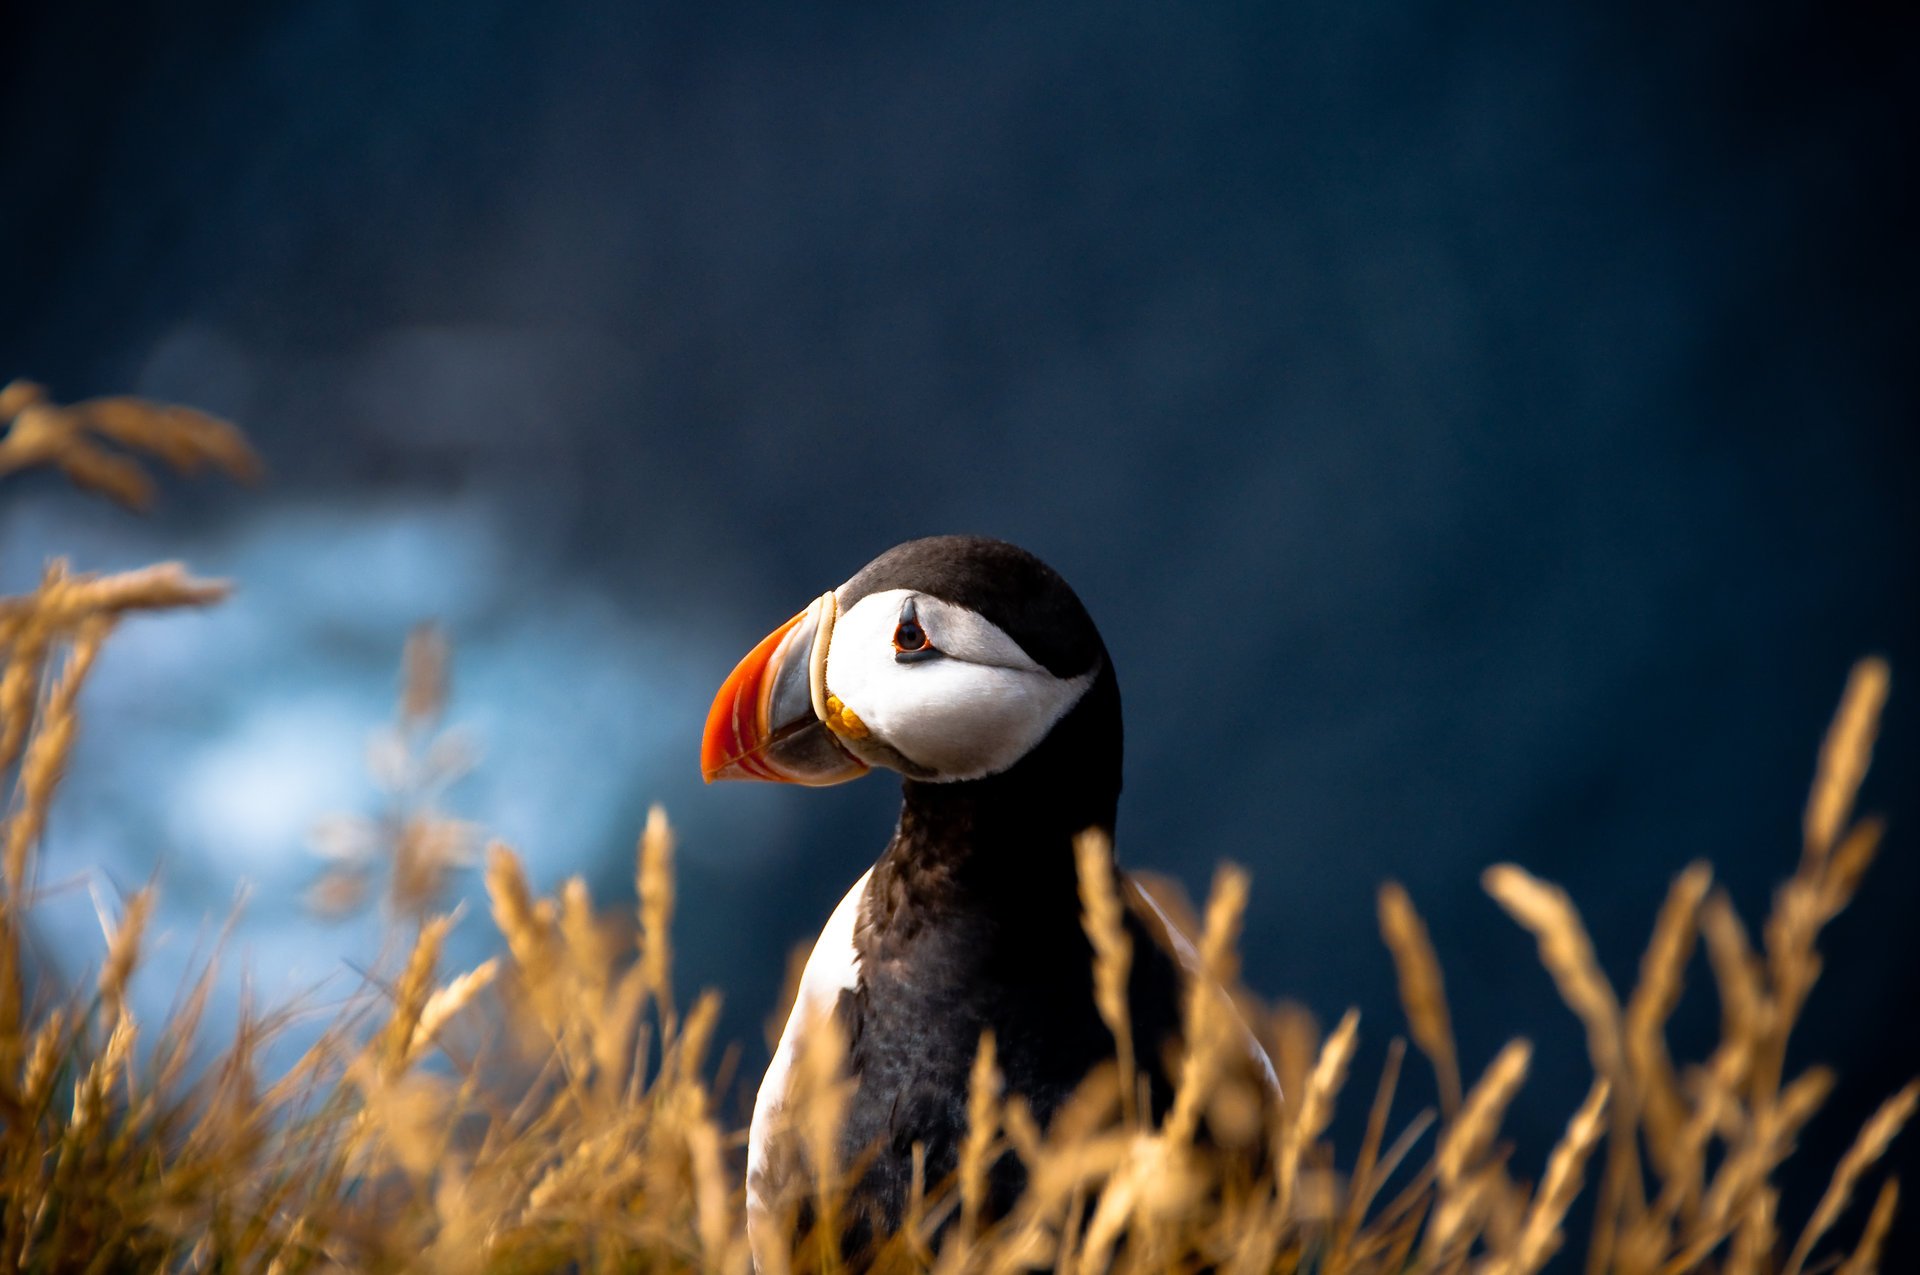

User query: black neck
[880,663,1122,903]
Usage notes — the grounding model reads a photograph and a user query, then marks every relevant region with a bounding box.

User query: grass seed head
[1439,1038,1532,1186]
[1378,879,1462,1116]
[638,803,676,1016]
[1805,657,1890,862]
[1836,1178,1900,1275]
[1075,827,1135,1124]
[1493,1079,1610,1275]
[1786,1080,1919,1275]
[1484,863,1625,1081]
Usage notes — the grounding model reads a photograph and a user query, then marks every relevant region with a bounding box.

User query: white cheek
[825,590,1094,781]
[860,661,1090,780]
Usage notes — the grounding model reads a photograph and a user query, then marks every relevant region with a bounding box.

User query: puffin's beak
[701,591,870,785]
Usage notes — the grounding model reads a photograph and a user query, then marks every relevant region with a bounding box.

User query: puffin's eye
[893,600,938,663]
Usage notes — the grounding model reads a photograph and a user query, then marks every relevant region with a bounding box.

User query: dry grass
[308,624,481,919]
[1,391,1912,1271]
[1,379,260,512]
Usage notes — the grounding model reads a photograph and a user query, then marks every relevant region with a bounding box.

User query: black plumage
[827,539,1187,1245]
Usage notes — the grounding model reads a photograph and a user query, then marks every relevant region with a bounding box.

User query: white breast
[747,868,872,1269]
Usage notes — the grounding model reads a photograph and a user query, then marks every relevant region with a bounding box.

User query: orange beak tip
[701,599,869,788]
[700,608,805,786]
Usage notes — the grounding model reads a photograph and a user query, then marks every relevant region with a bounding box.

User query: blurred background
[3,0,1916,1260]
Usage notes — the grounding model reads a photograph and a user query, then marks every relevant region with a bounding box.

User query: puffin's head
[701,536,1113,787]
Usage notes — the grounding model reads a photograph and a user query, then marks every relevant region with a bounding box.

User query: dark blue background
[4,0,1916,1264]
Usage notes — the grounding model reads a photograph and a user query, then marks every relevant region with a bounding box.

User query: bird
[701,535,1277,1265]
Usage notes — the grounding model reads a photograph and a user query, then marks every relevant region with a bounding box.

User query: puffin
[701,536,1277,1263]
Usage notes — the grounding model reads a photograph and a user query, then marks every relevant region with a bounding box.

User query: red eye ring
[892,599,935,659]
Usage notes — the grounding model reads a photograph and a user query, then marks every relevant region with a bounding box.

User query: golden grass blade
[1076,1137,1147,1273]
[20,1005,68,1108]
[1197,861,1251,980]
[1699,889,1767,1064]
[400,623,449,729]
[1727,1185,1778,1275]
[1423,1037,1530,1272]
[903,1139,930,1265]
[485,844,554,983]
[1277,1008,1359,1222]
[1483,864,1624,1081]
[67,443,165,509]
[1785,1080,1919,1275]
[410,959,499,1059]
[1378,881,1462,1116]
[638,804,676,1022]
[0,379,43,420]
[1491,1079,1610,1275]
[1269,1000,1322,1116]
[1166,865,1254,1148]
[1437,1039,1530,1186]
[559,876,608,1005]
[686,1091,741,1271]
[49,562,231,617]
[0,626,49,776]
[595,962,649,1103]
[1332,1035,1406,1261]
[960,1031,1002,1241]
[68,396,264,482]
[97,885,154,1022]
[1074,828,1135,1126]
[796,999,854,1268]
[1,559,231,879]
[1645,1037,1747,1241]
[674,989,723,1087]
[1836,1178,1899,1275]
[1821,817,1882,922]
[1804,657,1890,863]
[1625,862,1712,1181]
[376,912,455,1075]
[1420,1162,1491,1269]
[5,616,110,894]
[0,399,156,508]
[1,383,261,510]
[1676,1065,1834,1270]
[1368,1109,1439,1218]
